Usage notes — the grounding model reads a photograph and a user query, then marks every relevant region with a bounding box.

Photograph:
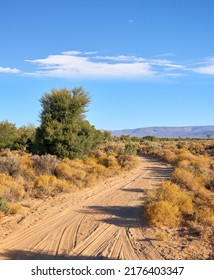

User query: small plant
[155,231,168,241]
[8,203,21,215]
[0,197,9,213]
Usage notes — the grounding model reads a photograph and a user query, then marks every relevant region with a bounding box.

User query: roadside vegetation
[0,88,139,219]
[138,139,214,242]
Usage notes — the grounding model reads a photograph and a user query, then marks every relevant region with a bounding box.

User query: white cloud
[150,59,184,69]
[194,65,214,75]
[94,55,146,62]
[61,50,82,55]
[26,52,155,79]
[27,51,208,79]
[0,66,20,74]
[192,58,214,75]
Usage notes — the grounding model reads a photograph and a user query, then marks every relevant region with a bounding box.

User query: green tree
[34,88,102,158]
[0,121,18,149]
[14,125,36,151]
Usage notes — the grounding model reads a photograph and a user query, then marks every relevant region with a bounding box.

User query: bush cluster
[145,181,193,227]
[141,140,214,238]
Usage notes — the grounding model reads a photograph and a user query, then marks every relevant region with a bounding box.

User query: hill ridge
[110,125,214,138]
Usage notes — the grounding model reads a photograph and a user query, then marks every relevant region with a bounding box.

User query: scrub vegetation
[0,87,213,249]
[0,88,139,218]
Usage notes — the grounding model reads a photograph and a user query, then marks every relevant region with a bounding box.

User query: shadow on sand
[0,249,111,260]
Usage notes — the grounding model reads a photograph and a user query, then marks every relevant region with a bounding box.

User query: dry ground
[0,156,212,260]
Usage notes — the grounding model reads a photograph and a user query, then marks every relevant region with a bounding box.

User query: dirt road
[0,156,172,260]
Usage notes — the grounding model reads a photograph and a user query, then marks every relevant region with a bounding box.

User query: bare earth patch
[0,156,212,259]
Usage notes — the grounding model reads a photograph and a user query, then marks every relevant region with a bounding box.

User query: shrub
[55,160,87,188]
[33,175,58,198]
[155,232,168,241]
[8,203,22,215]
[0,173,25,202]
[20,155,36,180]
[195,207,214,227]
[97,142,125,154]
[32,154,59,175]
[163,150,177,164]
[145,200,181,228]
[156,181,193,215]
[117,154,139,170]
[172,167,203,191]
[0,154,21,177]
[84,157,106,177]
[123,143,137,155]
[177,150,195,162]
[54,179,71,193]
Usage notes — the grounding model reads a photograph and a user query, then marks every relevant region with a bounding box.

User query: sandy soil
[0,156,212,260]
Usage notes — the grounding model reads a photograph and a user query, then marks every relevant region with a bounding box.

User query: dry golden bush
[172,167,205,191]
[54,179,71,193]
[155,232,168,241]
[163,150,177,164]
[8,203,22,215]
[156,181,194,215]
[20,155,36,180]
[56,159,88,188]
[83,157,106,177]
[146,200,181,228]
[33,175,58,198]
[177,150,196,162]
[117,154,139,170]
[195,207,214,227]
[0,173,25,202]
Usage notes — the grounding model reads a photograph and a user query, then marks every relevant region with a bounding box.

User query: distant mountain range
[110,126,214,138]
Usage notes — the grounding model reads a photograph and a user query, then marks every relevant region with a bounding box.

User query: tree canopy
[0,121,18,149]
[34,87,102,158]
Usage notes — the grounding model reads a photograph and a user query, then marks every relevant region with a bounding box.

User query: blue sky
[0,0,214,130]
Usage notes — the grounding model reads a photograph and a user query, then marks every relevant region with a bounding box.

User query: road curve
[0,156,172,260]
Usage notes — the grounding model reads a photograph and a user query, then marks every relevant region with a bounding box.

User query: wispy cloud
[25,52,155,79]
[1,51,214,79]
[25,51,187,79]
[192,57,214,75]
[0,66,21,74]
[23,51,214,79]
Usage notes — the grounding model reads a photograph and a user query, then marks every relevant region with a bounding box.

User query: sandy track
[0,156,172,260]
